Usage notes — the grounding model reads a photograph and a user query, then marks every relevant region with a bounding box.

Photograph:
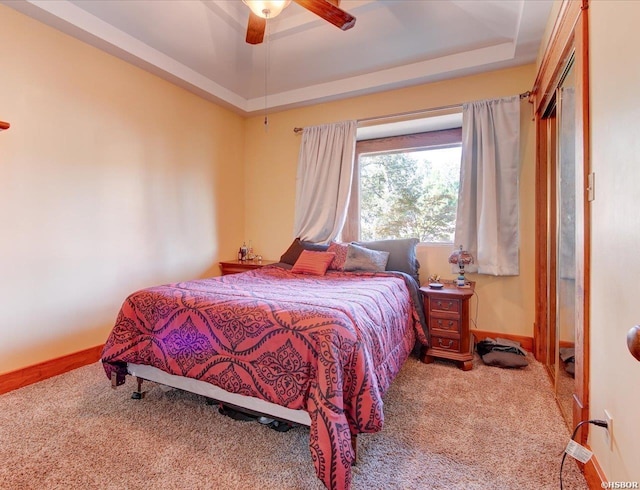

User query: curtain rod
[293,91,532,134]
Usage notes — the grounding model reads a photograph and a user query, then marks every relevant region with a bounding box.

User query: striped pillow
[291,250,336,276]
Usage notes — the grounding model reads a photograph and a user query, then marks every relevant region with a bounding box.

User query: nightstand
[420,282,475,371]
[219,259,277,275]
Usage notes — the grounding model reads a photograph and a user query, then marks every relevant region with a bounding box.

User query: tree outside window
[359,145,461,242]
[342,127,462,243]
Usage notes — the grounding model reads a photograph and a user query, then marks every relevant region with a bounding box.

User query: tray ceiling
[5,0,553,115]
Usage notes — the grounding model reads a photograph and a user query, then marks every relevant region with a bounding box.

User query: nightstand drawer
[430,316,460,333]
[430,298,461,314]
[431,336,461,352]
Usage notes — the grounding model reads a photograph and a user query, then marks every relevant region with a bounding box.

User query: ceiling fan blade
[246,11,266,44]
[293,0,356,31]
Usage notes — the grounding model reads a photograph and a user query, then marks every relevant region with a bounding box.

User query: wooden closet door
[532,0,590,443]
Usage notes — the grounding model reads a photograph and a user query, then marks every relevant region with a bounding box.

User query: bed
[101,240,427,490]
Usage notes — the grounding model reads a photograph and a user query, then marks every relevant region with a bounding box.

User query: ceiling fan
[243,0,356,45]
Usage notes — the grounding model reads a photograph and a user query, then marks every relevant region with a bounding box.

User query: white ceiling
[5,0,553,115]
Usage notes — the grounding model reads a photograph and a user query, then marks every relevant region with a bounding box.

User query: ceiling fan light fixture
[243,0,292,19]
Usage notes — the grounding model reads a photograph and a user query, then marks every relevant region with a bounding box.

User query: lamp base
[456,274,466,287]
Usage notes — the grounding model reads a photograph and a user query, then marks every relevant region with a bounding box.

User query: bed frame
[112,363,358,457]
[117,362,311,425]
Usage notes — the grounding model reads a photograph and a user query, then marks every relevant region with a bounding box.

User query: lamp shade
[243,0,292,19]
[449,245,473,286]
[448,245,474,266]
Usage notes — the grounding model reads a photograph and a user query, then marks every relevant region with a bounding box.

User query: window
[343,126,462,243]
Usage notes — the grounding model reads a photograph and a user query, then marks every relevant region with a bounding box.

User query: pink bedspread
[102,266,426,490]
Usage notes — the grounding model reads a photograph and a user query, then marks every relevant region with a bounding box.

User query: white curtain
[454,96,521,276]
[293,121,357,243]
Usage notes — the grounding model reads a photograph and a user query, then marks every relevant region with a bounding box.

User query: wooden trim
[0,121,9,131]
[547,112,559,368]
[534,114,549,361]
[471,329,533,353]
[356,128,462,155]
[533,113,557,364]
[583,446,606,488]
[559,340,575,349]
[0,344,104,395]
[532,0,586,115]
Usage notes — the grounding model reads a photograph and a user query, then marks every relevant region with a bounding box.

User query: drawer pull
[434,300,458,311]
[438,338,454,348]
[436,319,455,329]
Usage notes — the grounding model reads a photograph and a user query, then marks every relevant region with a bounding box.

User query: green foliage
[360,147,460,242]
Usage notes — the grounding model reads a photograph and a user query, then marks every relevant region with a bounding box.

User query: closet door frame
[532,0,590,444]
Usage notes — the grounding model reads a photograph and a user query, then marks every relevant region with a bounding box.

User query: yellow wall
[1,4,539,374]
[587,0,640,482]
[244,64,538,339]
[5,0,638,481]
[0,5,245,373]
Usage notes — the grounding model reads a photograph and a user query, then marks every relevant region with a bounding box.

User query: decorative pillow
[481,351,529,369]
[355,238,420,281]
[290,250,336,276]
[327,242,349,270]
[279,238,330,265]
[343,243,390,272]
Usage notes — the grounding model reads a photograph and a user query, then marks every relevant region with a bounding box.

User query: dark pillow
[279,238,329,265]
[356,238,420,281]
[272,262,293,270]
[481,351,529,369]
[564,360,575,376]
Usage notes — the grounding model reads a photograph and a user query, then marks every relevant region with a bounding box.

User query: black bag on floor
[476,337,529,368]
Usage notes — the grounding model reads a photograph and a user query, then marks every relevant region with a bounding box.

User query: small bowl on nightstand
[428,283,444,289]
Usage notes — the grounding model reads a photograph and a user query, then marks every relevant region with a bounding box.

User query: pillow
[271,262,293,270]
[481,351,529,369]
[290,250,336,276]
[355,238,420,281]
[343,243,390,272]
[327,242,349,270]
[279,238,330,265]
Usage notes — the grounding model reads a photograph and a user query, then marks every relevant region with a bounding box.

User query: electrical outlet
[604,409,613,449]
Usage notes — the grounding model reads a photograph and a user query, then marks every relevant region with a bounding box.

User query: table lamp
[448,245,474,287]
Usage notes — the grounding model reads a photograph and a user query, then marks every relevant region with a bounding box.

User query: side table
[420,282,475,371]
[219,259,277,275]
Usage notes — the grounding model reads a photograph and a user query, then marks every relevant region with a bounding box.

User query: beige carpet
[0,354,588,489]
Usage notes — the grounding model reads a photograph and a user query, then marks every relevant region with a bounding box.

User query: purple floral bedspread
[102,266,426,490]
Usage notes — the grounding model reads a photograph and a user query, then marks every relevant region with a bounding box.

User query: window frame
[343,127,463,242]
